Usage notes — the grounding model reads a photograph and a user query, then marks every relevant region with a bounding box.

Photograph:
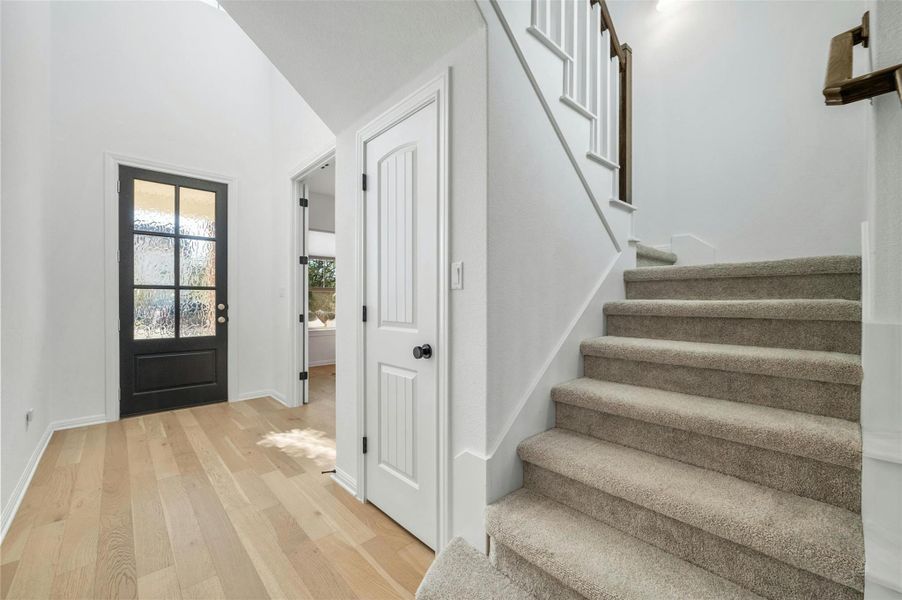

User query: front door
[119,166,228,417]
[364,101,439,549]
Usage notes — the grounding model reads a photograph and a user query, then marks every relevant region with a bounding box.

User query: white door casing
[364,100,439,549]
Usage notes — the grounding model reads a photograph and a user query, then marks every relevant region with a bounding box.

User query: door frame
[103,152,239,422]
[288,147,335,408]
[355,72,450,549]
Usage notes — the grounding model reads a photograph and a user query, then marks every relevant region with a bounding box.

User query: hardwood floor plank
[182,576,225,600]
[156,476,217,591]
[50,563,95,599]
[0,561,18,599]
[0,368,431,600]
[5,520,65,599]
[93,421,138,599]
[286,538,357,600]
[161,412,269,600]
[315,533,407,600]
[125,419,175,578]
[137,565,181,600]
[361,535,427,596]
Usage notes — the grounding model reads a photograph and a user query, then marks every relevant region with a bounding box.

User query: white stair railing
[527,0,631,203]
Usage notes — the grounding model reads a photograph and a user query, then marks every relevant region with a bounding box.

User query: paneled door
[365,101,439,549]
[119,166,228,417]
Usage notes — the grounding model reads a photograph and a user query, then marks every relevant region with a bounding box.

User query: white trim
[1,414,107,541]
[236,390,286,404]
[308,328,336,338]
[355,71,451,550]
[560,95,598,120]
[331,467,358,497]
[289,147,335,408]
[587,151,619,171]
[608,197,636,213]
[863,431,902,464]
[308,359,336,368]
[525,26,573,61]
[103,152,239,421]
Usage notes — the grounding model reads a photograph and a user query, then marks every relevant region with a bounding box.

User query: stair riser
[523,464,862,600]
[625,274,860,301]
[555,402,861,512]
[583,356,860,421]
[490,542,585,600]
[605,315,861,354]
[637,256,675,267]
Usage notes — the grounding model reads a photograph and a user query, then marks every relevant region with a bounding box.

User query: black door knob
[412,344,433,360]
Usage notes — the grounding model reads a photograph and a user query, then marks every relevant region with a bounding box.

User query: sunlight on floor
[257,427,337,467]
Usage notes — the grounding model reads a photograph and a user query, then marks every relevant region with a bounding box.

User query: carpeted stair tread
[624,255,860,282]
[581,336,862,385]
[487,489,763,600]
[552,378,861,469]
[603,299,861,321]
[517,428,864,591]
[635,243,677,265]
[416,537,532,600]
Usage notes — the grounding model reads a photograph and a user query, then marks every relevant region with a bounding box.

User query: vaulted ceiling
[221,0,485,132]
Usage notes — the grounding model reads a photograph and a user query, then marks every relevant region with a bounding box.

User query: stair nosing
[581,336,863,385]
[624,255,861,282]
[551,378,861,470]
[635,243,678,264]
[487,488,764,600]
[603,299,861,322]
[517,428,864,591]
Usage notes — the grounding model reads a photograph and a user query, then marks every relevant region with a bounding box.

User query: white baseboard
[234,389,287,404]
[670,233,716,266]
[308,360,336,367]
[331,467,357,497]
[1,413,107,542]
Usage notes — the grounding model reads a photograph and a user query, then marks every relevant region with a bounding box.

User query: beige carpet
[417,255,863,600]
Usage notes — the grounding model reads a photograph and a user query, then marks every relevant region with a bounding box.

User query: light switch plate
[451,261,463,290]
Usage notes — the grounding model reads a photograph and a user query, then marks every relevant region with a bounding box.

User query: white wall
[609,0,870,263]
[332,26,489,546]
[861,2,902,597]
[309,192,336,233]
[1,1,55,533]
[1,0,333,527]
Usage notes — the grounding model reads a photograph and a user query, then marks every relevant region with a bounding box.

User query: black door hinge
[362,305,367,322]
[299,371,308,381]
[362,437,368,454]
[361,173,367,191]
[299,255,308,265]
[299,313,305,323]
[299,197,308,207]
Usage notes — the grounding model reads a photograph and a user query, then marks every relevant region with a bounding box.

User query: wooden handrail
[824,11,902,106]
[591,0,624,62]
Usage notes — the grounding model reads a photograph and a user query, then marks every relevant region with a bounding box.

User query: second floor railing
[528,0,632,204]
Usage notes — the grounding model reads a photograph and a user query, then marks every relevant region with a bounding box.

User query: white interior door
[365,101,438,549]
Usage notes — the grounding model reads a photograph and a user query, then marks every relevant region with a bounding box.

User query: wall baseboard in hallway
[0,413,107,541]
[236,390,289,407]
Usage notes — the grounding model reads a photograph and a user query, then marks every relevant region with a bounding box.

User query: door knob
[412,344,432,360]
[217,316,227,324]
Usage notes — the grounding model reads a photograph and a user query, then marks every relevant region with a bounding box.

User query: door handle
[412,344,432,360]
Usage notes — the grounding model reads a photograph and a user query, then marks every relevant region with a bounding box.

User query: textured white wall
[609,0,870,262]
[0,0,333,520]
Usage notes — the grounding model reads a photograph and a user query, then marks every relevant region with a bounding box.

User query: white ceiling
[221,0,484,132]
[306,161,335,196]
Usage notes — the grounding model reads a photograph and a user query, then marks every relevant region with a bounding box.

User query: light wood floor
[0,365,433,599]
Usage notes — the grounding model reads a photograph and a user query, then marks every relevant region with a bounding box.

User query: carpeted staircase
[418,255,865,600]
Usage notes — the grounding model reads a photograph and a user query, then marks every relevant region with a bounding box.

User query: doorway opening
[292,153,336,409]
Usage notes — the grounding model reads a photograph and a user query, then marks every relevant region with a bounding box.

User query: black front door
[119,166,228,417]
